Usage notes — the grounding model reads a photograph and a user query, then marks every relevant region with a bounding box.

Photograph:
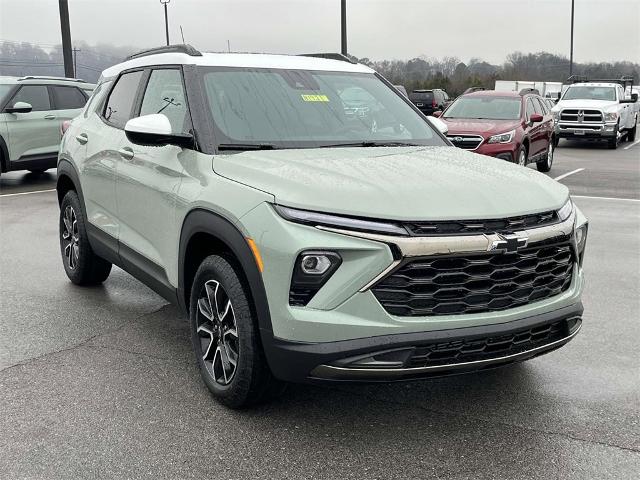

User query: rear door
[525,97,544,156]
[3,84,58,162]
[115,67,190,276]
[50,85,88,125]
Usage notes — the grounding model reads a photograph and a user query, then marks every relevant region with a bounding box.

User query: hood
[213,147,568,221]
[440,118,521,136]
[554,99,618,111]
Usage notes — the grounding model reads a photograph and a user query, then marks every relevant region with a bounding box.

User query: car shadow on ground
[0,170,56,194]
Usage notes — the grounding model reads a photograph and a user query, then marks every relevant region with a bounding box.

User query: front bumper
[557,122,617,139]
[474,142,519,162]
[263,302,583,383]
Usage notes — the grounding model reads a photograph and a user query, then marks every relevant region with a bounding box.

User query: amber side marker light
[246,238,264,272]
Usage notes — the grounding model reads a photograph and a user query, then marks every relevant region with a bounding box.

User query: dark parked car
[434,90,556,171]
[409,88,450,115]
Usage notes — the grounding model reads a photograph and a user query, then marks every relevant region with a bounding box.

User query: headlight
[274,205,408,236]
[557,198,573,222]
[552,111,560,122]
[604,112,618,122]
[574,223,588,265]
[487,129,515,144]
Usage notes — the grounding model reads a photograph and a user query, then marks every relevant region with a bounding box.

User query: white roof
[101,52,374,80]
[567,82,620,88]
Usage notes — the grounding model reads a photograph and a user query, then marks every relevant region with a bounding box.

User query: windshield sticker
[301,94,329,102]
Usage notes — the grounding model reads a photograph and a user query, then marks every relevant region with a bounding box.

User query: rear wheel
[537,141,554,172]
[59,190,112,285]
[189,255,282,408]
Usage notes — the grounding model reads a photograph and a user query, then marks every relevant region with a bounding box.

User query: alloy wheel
[546,143,554,169]
[518,149,527,166]
[196,280,239,385]
[61,205,79,270]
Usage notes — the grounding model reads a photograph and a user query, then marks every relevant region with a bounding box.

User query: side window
[103,70,144,129]
[83,81,108,118]
[51,86,87,110]
[10,85,50,111]
[525,99,536,120]
[533,97,546,115]
[139,69,189,134]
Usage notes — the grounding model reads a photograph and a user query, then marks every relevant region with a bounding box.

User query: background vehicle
[57,46,587,409]
[0,76,94,175]
[552,76,638,149]
[495,80,562,100]
[408,88,450,115]
[435,90,556,171]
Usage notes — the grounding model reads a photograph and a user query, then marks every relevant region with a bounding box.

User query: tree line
[1,41,638,95]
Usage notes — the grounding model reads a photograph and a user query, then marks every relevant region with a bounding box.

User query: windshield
[562,86,616,101]
[199,67,444,149]
[0,84,15,104]
[443,96,522,120]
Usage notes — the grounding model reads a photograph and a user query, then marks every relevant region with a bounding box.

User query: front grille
[404,210,558,236]
[406,319,569,367]
[560,109,603,123]
[372,241,574,316]
[447,134,483,150]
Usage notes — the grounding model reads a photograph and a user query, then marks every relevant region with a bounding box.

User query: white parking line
[0,188,56,198]
[623,139,640,150]
[573,195,639,202]
[554,168,585,182]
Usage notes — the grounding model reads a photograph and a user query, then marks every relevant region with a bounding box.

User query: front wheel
[537,141,554,172]
[59,190,112,285]
[628,123,637,142]
[189,255,282,408]
[515,146,528,166]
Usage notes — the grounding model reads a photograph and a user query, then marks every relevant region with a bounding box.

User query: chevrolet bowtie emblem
[488,233,528,254]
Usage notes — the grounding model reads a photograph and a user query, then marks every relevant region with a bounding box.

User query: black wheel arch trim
[178,208,273,335]
[0,135,9,172]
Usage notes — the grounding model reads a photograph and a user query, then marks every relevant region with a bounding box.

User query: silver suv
[0,75,94,176]
[57,45,587,408]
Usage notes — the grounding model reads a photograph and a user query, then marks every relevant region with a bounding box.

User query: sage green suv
[0,75,94,176]
[57,45,587,408]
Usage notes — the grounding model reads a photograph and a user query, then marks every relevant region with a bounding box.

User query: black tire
[628,123,637,142]
[608,125,619,149]
[59,190,112,285]
[189,255,282,409]
[514,145,528,166]
[537,141,554,172]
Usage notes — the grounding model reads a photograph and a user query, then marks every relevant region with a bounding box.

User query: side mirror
[427,116,448,135]
[124,114,193,148]
[432,110,443,118]
[530,113,544,123]
[6,101,33,114]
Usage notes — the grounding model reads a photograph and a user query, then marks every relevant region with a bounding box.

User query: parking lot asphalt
[1,142,639,479]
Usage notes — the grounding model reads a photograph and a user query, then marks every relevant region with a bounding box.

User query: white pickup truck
[552,80,638,149]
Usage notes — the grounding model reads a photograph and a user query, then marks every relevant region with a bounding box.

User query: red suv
[434,91,555,172]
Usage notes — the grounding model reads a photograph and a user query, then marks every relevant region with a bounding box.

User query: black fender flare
[0,135,9,172]
[178,208,273,335]
[56,159,87,215]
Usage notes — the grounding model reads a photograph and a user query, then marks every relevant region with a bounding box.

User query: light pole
[569,0,575,76]
[58,0,74,77]
[160,0,170,46]
[341,0,347,55]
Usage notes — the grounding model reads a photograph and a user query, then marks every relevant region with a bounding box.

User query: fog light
[301,254,332,274]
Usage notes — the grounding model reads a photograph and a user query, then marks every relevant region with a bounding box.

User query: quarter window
[10,85,50,111]
[103,70,144,129]
[51,86,87,110]
[139,69,189,134]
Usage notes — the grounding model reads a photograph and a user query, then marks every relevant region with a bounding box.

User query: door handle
[118,147,134,160]
[75,133,88,145]
[44,114,56,120]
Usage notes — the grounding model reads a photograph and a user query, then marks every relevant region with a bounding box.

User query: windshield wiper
[319,141,421,148]
[217,143,277,151]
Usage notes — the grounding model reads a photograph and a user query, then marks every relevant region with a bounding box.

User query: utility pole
[340,0,347,55]
[72,47,81,77]
[569,0,575,76]
[58,0,74,77]
[160,0,170,46]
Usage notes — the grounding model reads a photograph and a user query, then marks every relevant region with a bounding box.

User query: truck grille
[372,241,574,316]
[404,210,558,236]
[560,109,603,123]
[406,318,570,367]
[447,134,483,150]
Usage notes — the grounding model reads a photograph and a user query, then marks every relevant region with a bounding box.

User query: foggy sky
[1,0,639,64]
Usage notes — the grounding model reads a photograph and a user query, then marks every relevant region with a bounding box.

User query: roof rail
[565,75,634,87]
[19,75,86,83]
[519,87,540,95]
[126,44,202,61]
[299,53,357,64]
